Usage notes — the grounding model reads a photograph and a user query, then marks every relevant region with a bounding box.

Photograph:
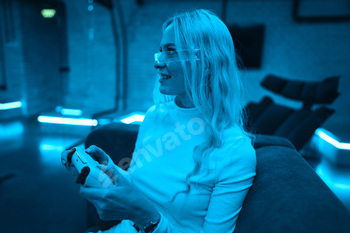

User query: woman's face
[154,24,187,98]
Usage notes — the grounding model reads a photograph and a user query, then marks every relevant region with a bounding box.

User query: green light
[41,9,56,18]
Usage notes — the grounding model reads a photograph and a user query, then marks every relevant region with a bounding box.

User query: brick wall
[63,0,116,114]
[0,0,26,120]
[20,1,63,115]
[0,0,64,119]
[1,0,349,129]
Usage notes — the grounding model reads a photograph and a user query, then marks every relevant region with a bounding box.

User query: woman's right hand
[85,145,122,184]
[85,145,114,166]
[61,145,114,166]
[61,145,115,174]
[97,220,138,233]
[61,145,120,184]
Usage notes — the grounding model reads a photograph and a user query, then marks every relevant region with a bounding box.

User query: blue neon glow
[315,128,350,150]
[37,116,98,126]
[61,108,83,116]
[333,183,350,190]
[55,106,83,116]
[0,101,22,110]
[39,140,66,168]
[316,164,350,191]
[40,144,65,152]
[0,121,24,139]
[120,112,145,124]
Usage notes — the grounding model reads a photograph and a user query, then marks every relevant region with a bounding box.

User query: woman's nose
[154,59,167,69]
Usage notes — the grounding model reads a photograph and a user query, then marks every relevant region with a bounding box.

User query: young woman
[62,9,256,233]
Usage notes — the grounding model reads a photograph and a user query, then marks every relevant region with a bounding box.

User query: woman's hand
[85,145,114,166]
[80,146,160,227]
[85,145,120,184]
[99,220,138,233]
[60,145,118,181]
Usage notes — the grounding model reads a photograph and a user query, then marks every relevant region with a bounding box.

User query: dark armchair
[245,74,340,150]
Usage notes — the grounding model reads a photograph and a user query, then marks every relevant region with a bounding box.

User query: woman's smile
[158,73,172,83]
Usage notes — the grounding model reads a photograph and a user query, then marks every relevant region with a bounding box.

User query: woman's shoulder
[144,102,173,119]
[211,125,256,167]
[144,104,157,117]
[223,125,252,147]
[140,102,177,129]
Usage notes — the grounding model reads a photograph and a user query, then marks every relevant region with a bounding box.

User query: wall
[1,0,349,131]
[0,0,64,119]
[62,0,116,115]
[0,0,26,120]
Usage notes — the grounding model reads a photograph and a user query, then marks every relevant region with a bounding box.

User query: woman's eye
[167,50,177,55]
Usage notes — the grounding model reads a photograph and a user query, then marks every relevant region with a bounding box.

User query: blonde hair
[154,9,251,199]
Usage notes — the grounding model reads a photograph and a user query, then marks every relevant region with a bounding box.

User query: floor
[0,116,350,233]
[0,116,87,233]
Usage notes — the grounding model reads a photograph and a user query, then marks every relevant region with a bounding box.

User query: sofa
[84,122,350,233]
[244,75,340,151]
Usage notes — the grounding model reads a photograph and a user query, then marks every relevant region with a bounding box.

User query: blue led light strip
[55,106,83,116]
[0,101,22,110]
[315,128,350,150]
[61,108,83,116]
[120,112,145,124]
[37,116,98,126]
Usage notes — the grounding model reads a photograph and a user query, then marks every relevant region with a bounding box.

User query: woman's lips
[158,73,171,82]
[158,73,171,79]
[159,78,169,83]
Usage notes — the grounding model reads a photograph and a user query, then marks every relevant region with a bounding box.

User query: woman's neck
[175,95,195,109]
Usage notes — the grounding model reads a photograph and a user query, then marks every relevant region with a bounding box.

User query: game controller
[64,147,114,188]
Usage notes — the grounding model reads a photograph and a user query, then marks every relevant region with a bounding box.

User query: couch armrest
[253,134,295,150]
[235,135,350,233]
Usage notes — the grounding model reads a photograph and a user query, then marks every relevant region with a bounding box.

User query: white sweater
[125,100,256,233]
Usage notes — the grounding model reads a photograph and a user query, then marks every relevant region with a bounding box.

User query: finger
[97,164,120,185]
[86,145,109,165]
[100,165,130,187]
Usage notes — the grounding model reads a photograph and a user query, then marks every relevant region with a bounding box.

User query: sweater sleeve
[153,138,256,233]
[202,142,256,232]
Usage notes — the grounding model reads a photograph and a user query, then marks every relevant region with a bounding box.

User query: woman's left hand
[79,162,160,227]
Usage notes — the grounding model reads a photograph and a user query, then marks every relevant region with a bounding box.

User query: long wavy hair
[153,9,252,199]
